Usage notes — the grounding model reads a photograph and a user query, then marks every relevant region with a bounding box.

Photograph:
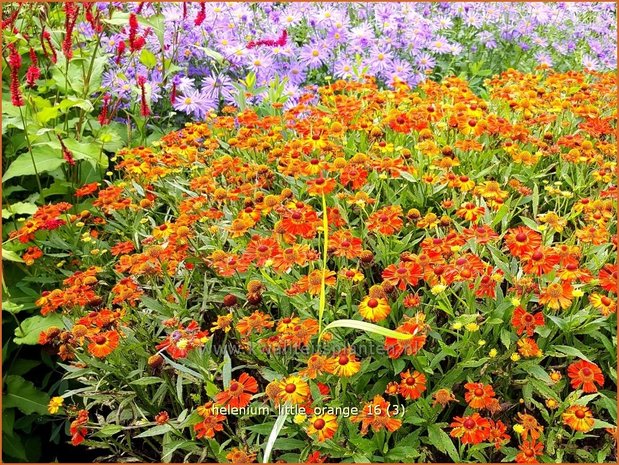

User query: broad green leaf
[551,345,592,363]
[3,375,50,415]
[2,248,24,263]
[14,313,64,345]
[320,319,414,341]
[2,147,64,182]
[427,424,459,462]
[2,201,37,219]
[140,49,158,69]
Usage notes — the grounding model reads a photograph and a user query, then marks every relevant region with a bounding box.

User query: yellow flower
[572,289,584,298]
[451,322,462,330]
[489,349,498,358]
[510,297,521,306]
[513,424,525,434]
[293,413,307,424]
[510,353,521,362]
[465,322,479,332]
[48,396,64,414]
[431,284,446,295]
[478,339,486,346]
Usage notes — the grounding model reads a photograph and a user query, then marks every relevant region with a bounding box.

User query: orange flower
[505,227,542,258]
[280,205,319,238]
[307,413,338,442]
[511,307,545,337]
[517,337,542,358]
[432,388,456,407]
[384,316,428,359]
[464,382,496,409]
[398,370,426,400]
[326,349,361,377]
[351,395,402,435]
[237,311,274,336]
[488,419,510,450]
[358,296,391,322]
[567,360,604,393]
[517,413,544,441]
[382,261,423,289]
[563,405,595,432]
[225,447,256,463]
[538,281,574,310]
[589,293,616,316]
[215,373,259,409]
[522,247,560,276]
[306,176,336,196]
[515,440,544,463]
[87,330,120,358]
[450,413,490,445]
[367,205,403,235]
[277,375,310,405]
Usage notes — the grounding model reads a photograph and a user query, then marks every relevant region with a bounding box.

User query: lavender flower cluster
[94,2,617,119]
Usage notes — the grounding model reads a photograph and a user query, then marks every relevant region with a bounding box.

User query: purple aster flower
[415,52,436,72]
[428,36,452,54]
[299,41,330,69]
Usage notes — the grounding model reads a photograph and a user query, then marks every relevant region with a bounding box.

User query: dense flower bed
[7,68,617,462]
[99,2,617,116]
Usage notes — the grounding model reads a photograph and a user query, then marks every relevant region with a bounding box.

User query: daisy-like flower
[464,382,496,409]
[511,307,545,337]
[563,405,595,432]
[567,360,604,393]
[277,375,310,405]
[327,348,361,377]
[306,413,338,442]
[300,353,329,379]
[367,205,404,235]
[432,388,456,407]
[504,227,542,258]
[358,296,391,322]
[517,337,542,358]
[398,370,426,400]
[516,440,544,463]
[384,316,428,359]
[351,395,402,435]
[306,176,337,196]
[450,413,490,445]
[195,402,226,439]
[488,419,510,450]
[215,373,259,409]
[87,330,120,358]
[589,293,616,316]
[517,413,544,441]
[539,282,574,310]
[48,396,64,414]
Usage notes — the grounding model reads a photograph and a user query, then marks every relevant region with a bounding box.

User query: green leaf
[2,147,64,182]
[2,248,24,263]
[140,49,158,69]
[14,314,64,345]
[262,408,288,463]
[63,138,108,169]
[427,424,459,462]
[3,375,50,415]
[2,201,38,219]
[223,348,232,389]
[320,319,415,341]
[94,424,123,437]
[135,424,173,438]
[551,345,592,363]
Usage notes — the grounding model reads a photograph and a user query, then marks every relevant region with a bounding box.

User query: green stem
[18,105,43,193]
